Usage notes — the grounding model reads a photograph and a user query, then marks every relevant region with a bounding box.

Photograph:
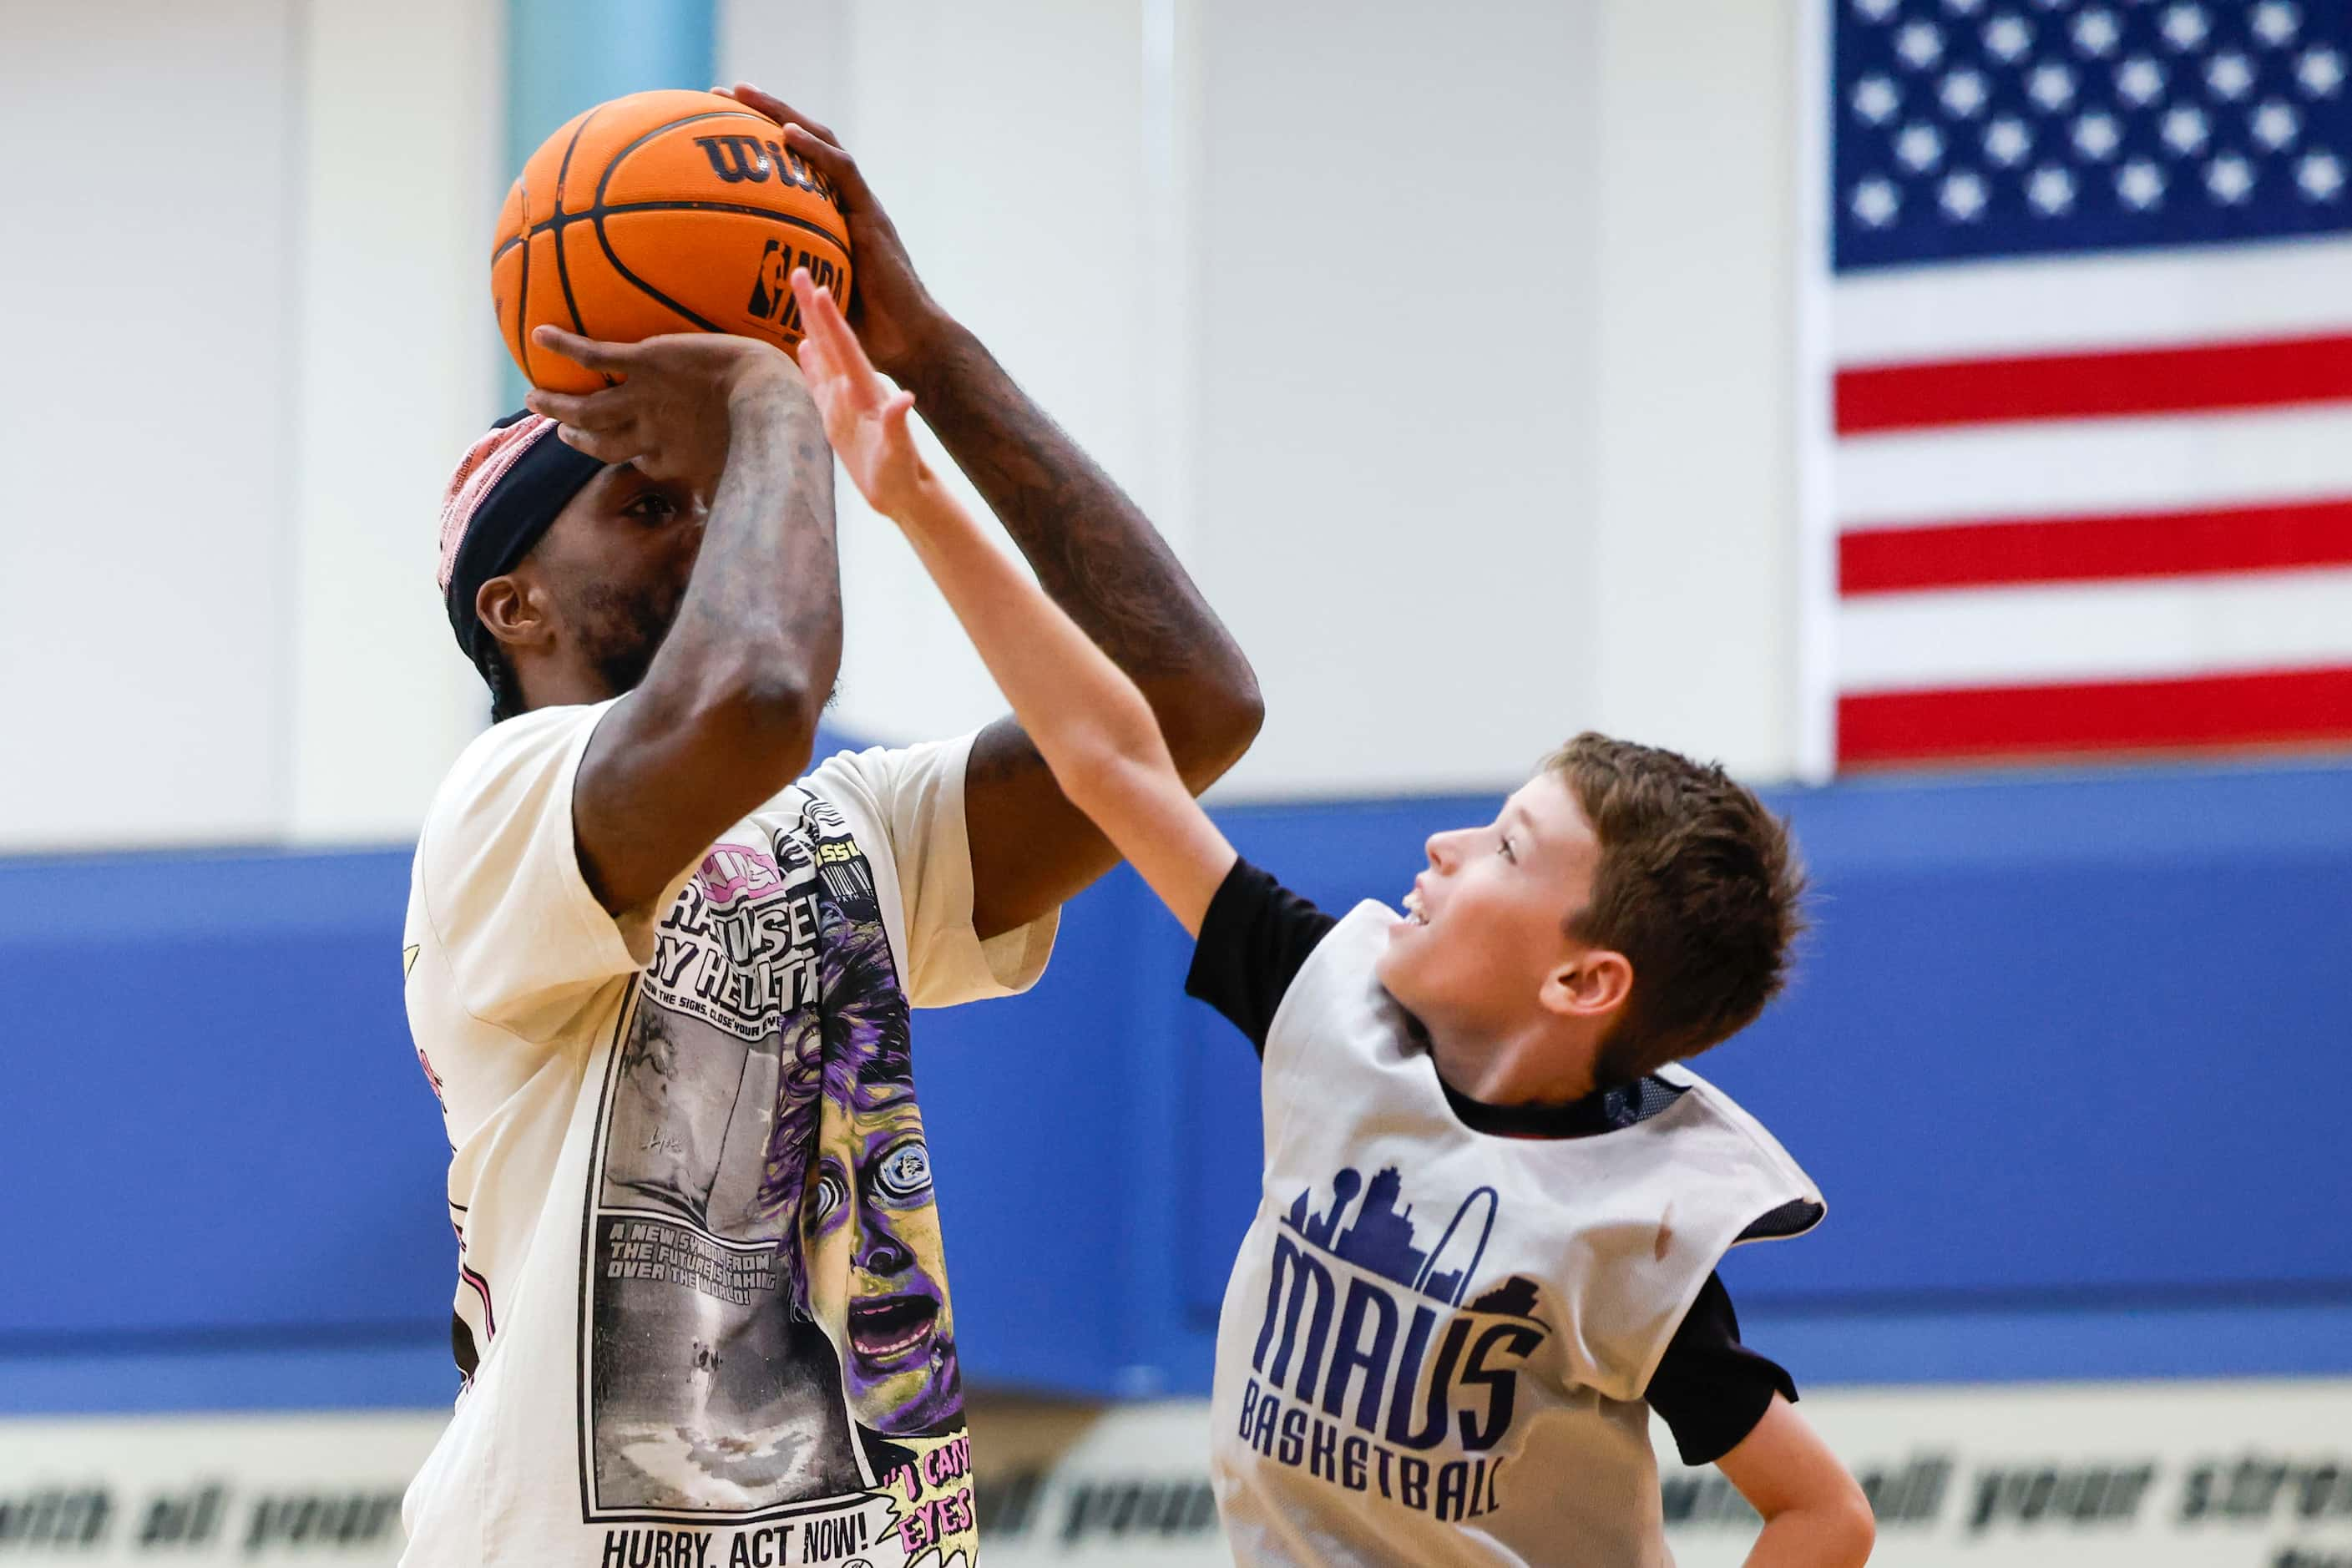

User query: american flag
[1818,0,2352,771]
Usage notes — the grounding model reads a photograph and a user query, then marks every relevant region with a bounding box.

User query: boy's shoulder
[1652,1066,1823,1211]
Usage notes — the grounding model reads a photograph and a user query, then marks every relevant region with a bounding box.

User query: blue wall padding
[4,760,2349,1410]
[0,847,447,1342]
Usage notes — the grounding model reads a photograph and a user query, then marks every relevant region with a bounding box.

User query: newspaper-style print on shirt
[581,794,975,1567]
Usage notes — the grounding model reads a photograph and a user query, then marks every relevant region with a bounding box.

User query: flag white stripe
[1834,237,2352,366]
[1838,568,2352,691]
[1834,405,2352,529]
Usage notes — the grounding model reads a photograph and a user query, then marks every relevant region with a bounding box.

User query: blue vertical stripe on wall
[499,0,716,407]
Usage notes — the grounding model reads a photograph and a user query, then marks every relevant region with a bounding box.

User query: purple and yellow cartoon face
[809,1078,959,1435]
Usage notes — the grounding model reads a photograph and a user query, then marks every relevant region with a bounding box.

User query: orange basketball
[492,89,853,393]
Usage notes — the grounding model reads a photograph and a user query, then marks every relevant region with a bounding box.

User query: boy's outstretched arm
[722,85,1261,943]
[1715,1395,1875,1566]
[790,271,1238,936]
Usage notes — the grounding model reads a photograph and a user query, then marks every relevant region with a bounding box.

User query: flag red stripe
[1834,332,2352,434]
[1839,666,2352,766]
[1839,497,2352,594]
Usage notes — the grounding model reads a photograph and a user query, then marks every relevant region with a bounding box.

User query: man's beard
[577,579,685,697]
[573,578,842,711]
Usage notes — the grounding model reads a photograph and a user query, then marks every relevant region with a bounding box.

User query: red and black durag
[436,412,606,668]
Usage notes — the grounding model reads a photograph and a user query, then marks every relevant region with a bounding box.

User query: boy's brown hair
[1544,733,1807,1085]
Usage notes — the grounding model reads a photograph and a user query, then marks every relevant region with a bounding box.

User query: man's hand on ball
[522,328,806,484]
[715,83,948,381]
[791,268,931,523]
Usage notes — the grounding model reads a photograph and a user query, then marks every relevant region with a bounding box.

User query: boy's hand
[715,83,948,381]
[522,328,807,484]
[791,268,934,520]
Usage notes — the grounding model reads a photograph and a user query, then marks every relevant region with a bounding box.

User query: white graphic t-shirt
[398,701,1055,1568]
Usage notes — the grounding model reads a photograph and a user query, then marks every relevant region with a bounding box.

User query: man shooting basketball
[398,84,1261,1567]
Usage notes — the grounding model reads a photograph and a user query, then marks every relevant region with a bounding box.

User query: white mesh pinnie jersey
[1210,904,1823,1567]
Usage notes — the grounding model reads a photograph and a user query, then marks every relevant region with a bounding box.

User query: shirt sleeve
[1182,858,1338,1054]
[1643,1271,1798,1467]
[803,733,1059,1009]
[413,700,667,1042]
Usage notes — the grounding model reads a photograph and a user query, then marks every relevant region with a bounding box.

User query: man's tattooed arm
[708,85,1262,938]
[902,323,1264,940]
[564,341,843,918]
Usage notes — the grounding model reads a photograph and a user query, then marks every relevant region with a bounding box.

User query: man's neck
[517,658,617,715]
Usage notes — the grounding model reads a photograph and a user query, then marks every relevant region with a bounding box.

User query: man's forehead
[583,459,643,494]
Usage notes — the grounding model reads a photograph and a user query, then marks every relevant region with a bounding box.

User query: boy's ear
[1540,948,1632,1023]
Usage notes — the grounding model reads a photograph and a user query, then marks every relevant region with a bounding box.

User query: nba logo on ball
[746,241,843,334]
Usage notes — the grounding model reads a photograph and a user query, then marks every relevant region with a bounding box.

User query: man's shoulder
[795,733,979,842]
[431,701,615,813]
[412,701,625,944]
[706,745,923,884]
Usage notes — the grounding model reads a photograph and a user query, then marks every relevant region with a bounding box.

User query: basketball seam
[550,107,606,386]
[571,109,837,240]
[589,225,726,335]
[594,109,779,208]
[589,111,765,336]
[593,109,839,339]
[513,176,535,386]
[579,200,852,245]
[592,207,848,340]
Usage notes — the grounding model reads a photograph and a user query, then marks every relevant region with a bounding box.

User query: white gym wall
[0,0,501,850]
[0,0,1799,851]
[3,0,304,847]
[721,0,1803,797]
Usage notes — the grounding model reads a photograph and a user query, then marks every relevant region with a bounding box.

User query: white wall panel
[725,1,1619,796]
[1189,0,1600,796]
[725,0,1161,753]
[0,1,301,847]
[1589,0,1801,780]
[716,3,1805,797]
[286,0,505,842]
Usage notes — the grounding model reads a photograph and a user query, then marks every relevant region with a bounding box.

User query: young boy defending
[780,270,1874,1565]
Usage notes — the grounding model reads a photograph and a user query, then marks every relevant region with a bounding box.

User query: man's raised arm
[722,86,1265,941]
[523,329,842,917]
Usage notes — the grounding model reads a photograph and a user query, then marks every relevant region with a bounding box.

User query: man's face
[807,1082,959,1435]
[1375,770,1603,1041]
[527,463,707,695]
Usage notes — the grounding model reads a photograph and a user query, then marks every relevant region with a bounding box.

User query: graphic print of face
[763,893,962,1439]
[808,1078,959,1435]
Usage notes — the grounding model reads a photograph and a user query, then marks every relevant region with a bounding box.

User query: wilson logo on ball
[747,241,844,329]
[692,134,837,201]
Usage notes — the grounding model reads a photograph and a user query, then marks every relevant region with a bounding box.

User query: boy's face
[1376,770,1604,1044]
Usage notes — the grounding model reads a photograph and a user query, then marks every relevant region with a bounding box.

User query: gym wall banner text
[2,1382,2349,1565]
